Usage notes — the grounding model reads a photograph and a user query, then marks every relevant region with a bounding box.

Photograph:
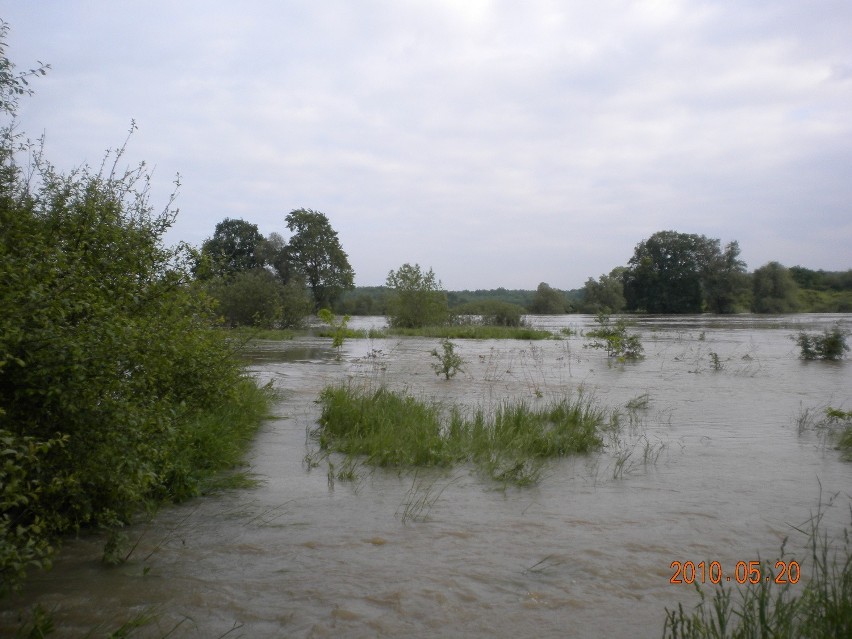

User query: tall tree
[385,263,448,328]
[703,241,750,313]
[623,231,733,313]
[581,267,627,313]
[199,217,266,277]
[285,208,354,309]
[529,282,569,314]
[751,262,800,313]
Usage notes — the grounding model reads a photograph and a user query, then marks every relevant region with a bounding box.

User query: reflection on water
[2,315,851,638]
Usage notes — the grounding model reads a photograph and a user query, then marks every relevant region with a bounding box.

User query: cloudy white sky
[4,1,851,289]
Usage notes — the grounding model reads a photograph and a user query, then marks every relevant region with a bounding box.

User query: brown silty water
[2,314,851,637]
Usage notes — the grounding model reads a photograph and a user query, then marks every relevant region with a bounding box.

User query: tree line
[195,216,851,327]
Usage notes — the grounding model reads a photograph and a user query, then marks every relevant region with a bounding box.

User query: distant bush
[451,300,526,327]
[794,327,849,361]
[385,263,449,328]
[206,269,312,328]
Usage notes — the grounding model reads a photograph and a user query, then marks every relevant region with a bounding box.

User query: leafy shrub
[206,268,312,328]
[794,327,850,360]
[451,300,526,327]
[431,338,465,379]
[385,263,449,328]
[317,308,350,357]
[0,29,271,592]
[585,312,644,360]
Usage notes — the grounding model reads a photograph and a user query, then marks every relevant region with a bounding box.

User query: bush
[0,28,271,592]
[206,268,312,328]
[451,300,526,327]
[385,263,449,328]
[431,338,465,379]
[585,312,644,360]
[794,327,850,361]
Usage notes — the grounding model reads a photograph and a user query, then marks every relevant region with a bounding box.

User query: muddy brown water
[2,314,851,638]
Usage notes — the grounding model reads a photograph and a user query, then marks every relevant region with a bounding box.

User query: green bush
[585,312,644,360]
[385,263,449,328]
[451,299,526,327]
[206,269,312,328]
[794,327,850,361]
[0,28,271,592]
[431,338,465,379]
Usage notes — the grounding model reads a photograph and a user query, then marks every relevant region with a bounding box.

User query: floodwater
[2,314,851,638]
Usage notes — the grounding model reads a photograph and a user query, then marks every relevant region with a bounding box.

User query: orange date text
[670,560,800,585]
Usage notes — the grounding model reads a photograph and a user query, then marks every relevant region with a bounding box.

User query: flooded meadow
[2,314,851,638]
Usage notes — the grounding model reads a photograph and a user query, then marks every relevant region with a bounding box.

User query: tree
[581,268,627,314]
[623,231,738,314]
[703,241,750,313]
[285,208,354,309]
[385,263,449,328]
[198,217,267,278]
[529,282,569,314]
[751,262,800,313]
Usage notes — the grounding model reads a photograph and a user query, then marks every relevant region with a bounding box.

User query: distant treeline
[333,265,852,316]
[332,285,584,316]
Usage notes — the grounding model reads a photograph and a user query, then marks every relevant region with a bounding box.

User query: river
[2,314,851,637]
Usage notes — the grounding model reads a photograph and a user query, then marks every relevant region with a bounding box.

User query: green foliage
[529,282,570,314]
[380,325,553,340]
[431,339,465,380]
[451,299,527,327]
[789,266,852,293]
[285,208,355,310]
[623,231,747,314]
[581,268,627,314]
[752,262,800,313]
[317,308,350,357]
[794,327,849,361]
[198,217,266,278]
[0,29,272,593]
[205,268,312,328]
[447,288,539,310]
[585,312,644,360]
[385,263,449,328]
[314,385,608,485]
[334,286,389,315]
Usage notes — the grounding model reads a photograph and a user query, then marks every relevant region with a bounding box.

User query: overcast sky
[4,1,851,289]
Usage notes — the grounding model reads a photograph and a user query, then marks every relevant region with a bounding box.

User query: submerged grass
[314,383,609,485]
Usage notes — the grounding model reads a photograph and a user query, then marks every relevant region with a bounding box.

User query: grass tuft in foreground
[314,384,608,485]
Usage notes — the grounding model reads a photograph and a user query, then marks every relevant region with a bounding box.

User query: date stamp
[670,560,801,585]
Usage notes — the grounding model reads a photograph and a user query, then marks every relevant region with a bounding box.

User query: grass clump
[314,384,608,485]
[316,385,452,467]
[662,498,852,638]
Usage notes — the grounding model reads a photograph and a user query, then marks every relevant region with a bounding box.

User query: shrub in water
[431,339,465,380]
[794,326,850,360]
[585,312,644,360]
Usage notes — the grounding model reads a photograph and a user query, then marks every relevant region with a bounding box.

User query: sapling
[431,338,464,380]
